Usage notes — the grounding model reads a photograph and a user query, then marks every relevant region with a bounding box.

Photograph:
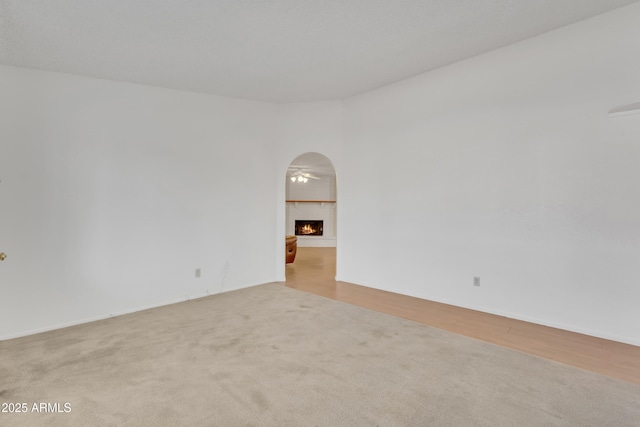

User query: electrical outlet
[473,276,480,287]
[195,268,201,278]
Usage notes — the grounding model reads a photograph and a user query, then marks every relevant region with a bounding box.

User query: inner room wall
[286,175,337,247]
[339,4,640,345]
[0,66,279,339]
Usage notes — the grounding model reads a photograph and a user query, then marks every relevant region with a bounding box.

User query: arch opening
[283,152,337,285]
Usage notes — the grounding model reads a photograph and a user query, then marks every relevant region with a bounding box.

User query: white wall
[0,66,278,339]
[340,4,640,345]
[287,174,336,201]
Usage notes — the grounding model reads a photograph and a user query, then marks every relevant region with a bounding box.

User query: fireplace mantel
[286,200,336,203]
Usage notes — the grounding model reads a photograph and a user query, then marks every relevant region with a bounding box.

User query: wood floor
[285,247,640,385]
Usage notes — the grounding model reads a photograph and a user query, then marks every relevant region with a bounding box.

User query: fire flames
[299,224,316,234]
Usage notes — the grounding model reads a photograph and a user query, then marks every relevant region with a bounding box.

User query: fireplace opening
[295,220,323,236]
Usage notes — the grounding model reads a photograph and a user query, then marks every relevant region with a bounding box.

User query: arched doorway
[284,153,337,286]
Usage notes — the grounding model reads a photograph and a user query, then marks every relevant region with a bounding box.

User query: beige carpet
[1,283,639,426]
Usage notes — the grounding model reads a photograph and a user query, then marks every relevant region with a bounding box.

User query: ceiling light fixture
[289,170,317,183]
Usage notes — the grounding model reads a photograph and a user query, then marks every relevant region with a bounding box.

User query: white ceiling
[1,0,637,103]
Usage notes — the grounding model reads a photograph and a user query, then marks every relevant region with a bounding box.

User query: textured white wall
[340,4,640,345]
[0,66,278,339]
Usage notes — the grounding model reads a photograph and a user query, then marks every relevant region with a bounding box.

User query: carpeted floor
[1,283,639,426]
